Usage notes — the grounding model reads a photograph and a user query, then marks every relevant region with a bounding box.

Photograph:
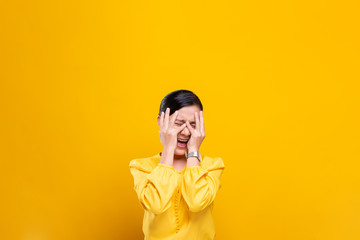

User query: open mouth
[177,139,188,148]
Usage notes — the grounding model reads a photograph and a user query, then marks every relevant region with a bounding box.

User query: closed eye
[176,123,196,128]
[175,122,196,128]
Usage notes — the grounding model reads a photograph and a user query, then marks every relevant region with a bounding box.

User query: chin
[174,147,187,156]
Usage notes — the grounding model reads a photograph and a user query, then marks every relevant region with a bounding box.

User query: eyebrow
[176,119,196,124]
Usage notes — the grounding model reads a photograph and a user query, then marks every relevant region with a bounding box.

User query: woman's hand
[186,111,206,152]
[159,107,187,153]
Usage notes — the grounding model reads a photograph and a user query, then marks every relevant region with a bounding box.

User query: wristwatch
[185,151,202,162]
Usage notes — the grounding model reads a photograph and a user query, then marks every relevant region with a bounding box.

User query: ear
[157,115,160,127]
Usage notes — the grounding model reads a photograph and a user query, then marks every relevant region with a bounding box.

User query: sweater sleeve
[129,161,178,215]
[181,157,225,213]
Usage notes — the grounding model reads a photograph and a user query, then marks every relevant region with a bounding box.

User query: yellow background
[1,0,359,239]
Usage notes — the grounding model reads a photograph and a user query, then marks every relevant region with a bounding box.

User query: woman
[129,89,225,240]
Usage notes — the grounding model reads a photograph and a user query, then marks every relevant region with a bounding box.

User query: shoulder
[129,154,160,173]
[201,155,225,171]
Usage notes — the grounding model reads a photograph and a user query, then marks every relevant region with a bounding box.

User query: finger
[186,121,195,134]
[159,111,164,129]
[170,110,178,126]
[177,123,187,132]
[200,110,205,135]
[164,107,170,130]
[195,111,200,132]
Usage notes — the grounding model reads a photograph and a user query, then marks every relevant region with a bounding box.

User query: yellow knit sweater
[129,152,225,240]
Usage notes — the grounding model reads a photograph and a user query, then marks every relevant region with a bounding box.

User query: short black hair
[158,89,203,116]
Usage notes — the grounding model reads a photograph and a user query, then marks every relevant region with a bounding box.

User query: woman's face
[157,105,201,156]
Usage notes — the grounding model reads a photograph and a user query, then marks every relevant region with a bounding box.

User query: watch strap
[185,151,202,162]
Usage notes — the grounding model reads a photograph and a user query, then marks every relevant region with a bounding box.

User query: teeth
[178,139,188,142]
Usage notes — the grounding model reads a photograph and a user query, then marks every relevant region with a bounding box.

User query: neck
[174,153,187,161]
[160,151,187,161]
